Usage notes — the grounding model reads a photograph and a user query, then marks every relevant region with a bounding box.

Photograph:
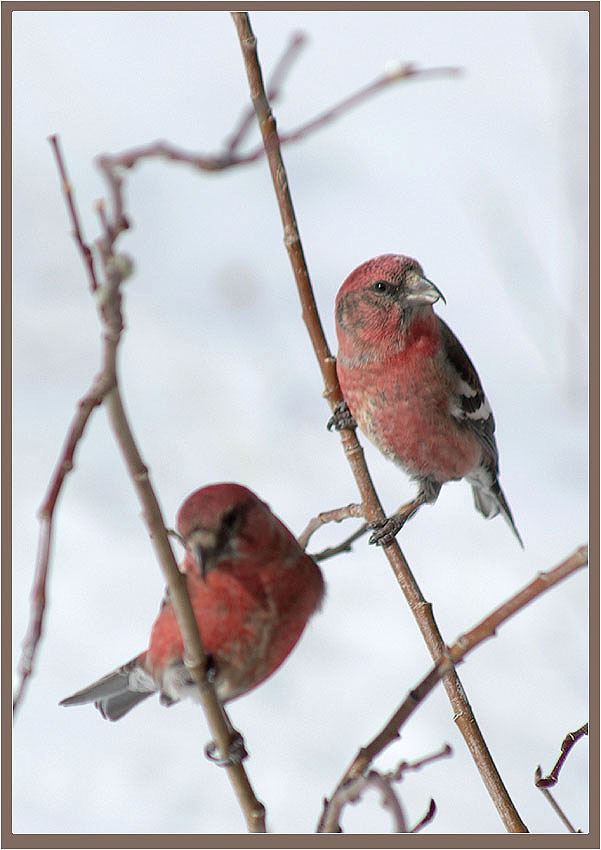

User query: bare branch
[391,743,453,780]
[311,521,368,562]
[534,722,588,834]
[298,502,363,550]
[92,52,459,209]
[13,139,111,715]
[276,61,461,149]
[12,370,114,714]
[535,722,588,788]
[232,11,527,834]
[309,500,420,562]
[320,746,451,835]
[225,30,307,153]
[317,546,588,832]
[410,799,437,834]
[48,135,99,293]
[320,770,409,834]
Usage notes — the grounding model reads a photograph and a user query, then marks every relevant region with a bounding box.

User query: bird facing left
[60,483,325,721]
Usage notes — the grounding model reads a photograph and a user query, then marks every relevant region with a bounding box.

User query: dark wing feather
[438,318,499,471]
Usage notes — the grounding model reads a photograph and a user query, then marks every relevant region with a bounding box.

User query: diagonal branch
[232,11,528,833]
[535,722,589,788]
[318,545,588,831]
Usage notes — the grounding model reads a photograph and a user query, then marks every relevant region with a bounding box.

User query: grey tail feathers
[472,482,523,549]
[60,655,156,722]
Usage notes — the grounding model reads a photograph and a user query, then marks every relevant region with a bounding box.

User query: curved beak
[405,271,446,306]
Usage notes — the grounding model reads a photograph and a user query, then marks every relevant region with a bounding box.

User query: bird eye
[371,280,390,294]
[222,507,240,531]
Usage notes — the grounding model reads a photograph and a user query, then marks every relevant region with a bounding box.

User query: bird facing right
[332,254,522,547]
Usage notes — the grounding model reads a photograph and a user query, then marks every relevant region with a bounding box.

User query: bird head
[176,483,266,579]
[335,254,445,356]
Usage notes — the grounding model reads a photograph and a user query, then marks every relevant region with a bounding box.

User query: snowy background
[12,10,588,836]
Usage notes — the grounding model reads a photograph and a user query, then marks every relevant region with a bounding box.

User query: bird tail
[472,482,524,549]
[60,653,156,721]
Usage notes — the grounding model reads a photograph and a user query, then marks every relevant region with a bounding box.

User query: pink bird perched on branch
[61,483,325,722]
[330,254,523,548]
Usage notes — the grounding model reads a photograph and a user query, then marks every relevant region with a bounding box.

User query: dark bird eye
[222,507,241,531]
[371,280,390,294]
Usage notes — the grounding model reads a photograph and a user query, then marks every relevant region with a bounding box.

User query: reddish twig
[13,139,109,715]
[317,546,588,832]
[231,11,527,834]
[410,798,437,834]
[94,57,459,219]
[320,745,451,834]
[12,371,114,715]
[297,502,363,550]
[534,722,588,834]
[309,500,417,562]
[48,135,99,294]
[391,743,453,780]
[275,61,460,150]
[535,722,589,788]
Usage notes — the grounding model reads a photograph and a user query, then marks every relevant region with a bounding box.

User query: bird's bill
[404,271,446,305]
[186,528,218,579]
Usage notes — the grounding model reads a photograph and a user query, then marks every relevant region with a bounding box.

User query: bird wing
[437,317,500,472]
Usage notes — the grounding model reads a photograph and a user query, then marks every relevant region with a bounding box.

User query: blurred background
[12,9,588,836]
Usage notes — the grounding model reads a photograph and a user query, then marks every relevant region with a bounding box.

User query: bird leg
[369,479,441,546]
[327,400,357,431]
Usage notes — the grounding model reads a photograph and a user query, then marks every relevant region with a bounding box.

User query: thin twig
[13,139,110,715]
[410,799,437,834]
[535,722,589,788]
[320,745,451,835]
[533,721,588,834]
[225,30,307,153]
[309,499,414,562]
[93,59,459,187]
[320,770,408,834]
[391,743,453,780]
[231,11,527,835]
[317,546,588,832]
[48,135,99,293]
[12,370,114,714]
[298,502,363,550]
[311,520,369,561]
[534,770,580,833]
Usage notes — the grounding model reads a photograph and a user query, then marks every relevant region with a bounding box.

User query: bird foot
[327,400,357,432]
[204,732,248,767]
[368,514,406,546]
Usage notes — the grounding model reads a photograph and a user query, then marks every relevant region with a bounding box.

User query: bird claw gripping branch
[327,400,357,432]
[204,732,249,767]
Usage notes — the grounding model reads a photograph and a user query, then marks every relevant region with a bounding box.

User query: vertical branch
[232,12,528,833]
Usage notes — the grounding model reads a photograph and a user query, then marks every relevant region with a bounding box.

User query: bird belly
[342,359,481,484]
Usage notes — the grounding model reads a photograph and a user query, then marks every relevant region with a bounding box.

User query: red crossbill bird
[60,483,325,721]
[332,254,522,547]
